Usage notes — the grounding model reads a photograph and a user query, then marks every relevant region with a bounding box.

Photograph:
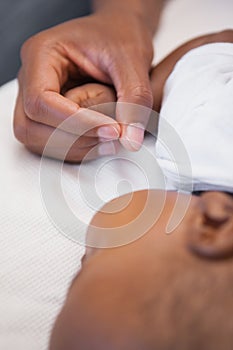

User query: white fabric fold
[156,43,233,193]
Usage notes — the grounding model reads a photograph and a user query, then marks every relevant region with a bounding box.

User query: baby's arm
[151,29,233,111]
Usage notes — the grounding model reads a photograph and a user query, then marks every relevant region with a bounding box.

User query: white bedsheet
[0,80,161,350]
[1,0,232,349]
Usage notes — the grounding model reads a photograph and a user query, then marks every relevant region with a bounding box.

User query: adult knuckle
[128,85,153,106]
[13,118,27,145]
[24,93,47,121]
[14,116,41,149]
[20,35,38,61]
[24,94,38,120]
[20,32,50,60]
[13,116,39,149]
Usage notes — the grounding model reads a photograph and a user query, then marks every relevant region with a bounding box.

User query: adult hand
[14,9,156,162]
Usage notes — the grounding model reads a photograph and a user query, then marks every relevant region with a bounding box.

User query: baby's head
[50,190,233,350]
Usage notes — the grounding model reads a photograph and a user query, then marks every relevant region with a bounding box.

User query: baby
[50,30,233,350]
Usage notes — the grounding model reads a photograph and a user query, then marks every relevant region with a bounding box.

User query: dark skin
[49,30,233,349]
[13,0,165,158]
[24,29,233,162]
[50,190,233,350]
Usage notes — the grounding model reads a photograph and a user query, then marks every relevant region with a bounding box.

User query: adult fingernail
[98,141,116,156]
[97,126,119,140]
[124,123,145,151]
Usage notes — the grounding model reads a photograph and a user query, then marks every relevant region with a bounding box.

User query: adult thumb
[110,59,153,151]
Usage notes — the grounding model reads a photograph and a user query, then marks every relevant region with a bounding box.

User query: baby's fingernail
[97,126,119,140]
[125,123,145,151]
[98,141,116,156]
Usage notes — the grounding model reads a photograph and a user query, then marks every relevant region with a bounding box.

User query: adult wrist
[92,0,164,36]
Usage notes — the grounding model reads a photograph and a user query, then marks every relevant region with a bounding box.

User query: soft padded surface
[0,80,162,350]
[0,0,232,349]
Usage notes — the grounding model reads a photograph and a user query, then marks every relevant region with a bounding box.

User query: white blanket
[157,43,233,192]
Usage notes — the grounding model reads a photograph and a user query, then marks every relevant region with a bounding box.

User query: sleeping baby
[49,29,233,350]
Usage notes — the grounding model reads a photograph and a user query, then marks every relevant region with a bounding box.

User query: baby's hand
[65,83,120,162]
[61,83,120,162]
[65,83,116,109]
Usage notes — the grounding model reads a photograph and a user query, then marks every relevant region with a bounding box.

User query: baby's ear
[187,192,233,260]
[65,83,116,109]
